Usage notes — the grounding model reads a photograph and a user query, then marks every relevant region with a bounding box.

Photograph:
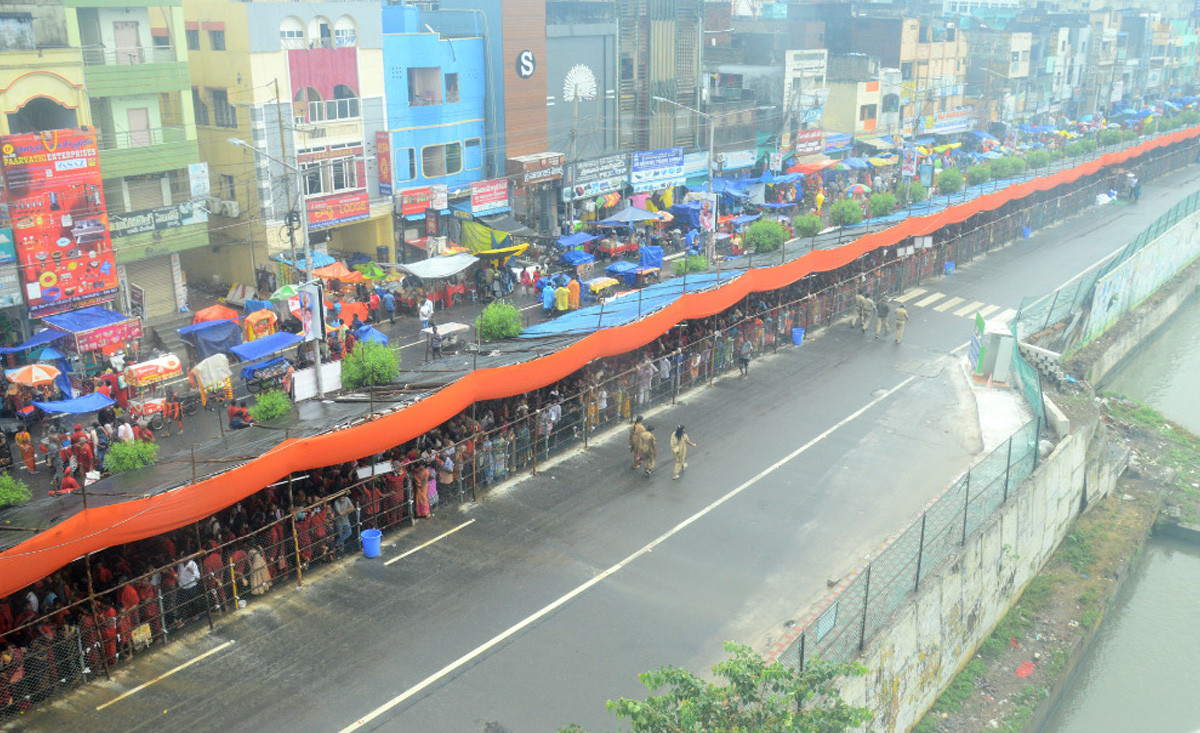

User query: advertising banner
[471,179,509,214]
[793,129,824,156]
[0,266,20,308]
[376,131,392,197]
[565,154,628,201]
[0,227,13,264]
[108,201,207,239]
[0,129,119,317]
[307,190,369,231]
[630,147,685,192]
[398,186,431,217]
[901,147,918,178]
[430,184,448,211]
[68,316,143,354]
[297,283,324,343]
[718,150,757,171]
[687,192,718,232]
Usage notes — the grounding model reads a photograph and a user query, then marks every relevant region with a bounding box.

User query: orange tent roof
[192,303,240,324]
[312,261,364,283]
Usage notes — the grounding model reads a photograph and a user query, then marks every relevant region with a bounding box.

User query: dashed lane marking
[914,292,945,308]
[384,519,477,566]
[894,288,927,303]
[96,640,236,711]
[933,296,965,312]
[953,300,986,317]
[978,304,1002,318]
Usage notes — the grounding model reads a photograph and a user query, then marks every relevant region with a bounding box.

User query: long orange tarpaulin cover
[1,128,1195,598]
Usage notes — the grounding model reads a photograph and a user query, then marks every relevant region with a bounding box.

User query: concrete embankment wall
[837,414,1122,732]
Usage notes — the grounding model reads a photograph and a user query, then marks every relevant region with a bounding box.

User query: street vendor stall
[192,303,240,324]
[189,353,233,407]
[559,248,596,280]
[42,305,142,375]
[583,276,619,304]
[243,309,278,341]
[422,321,469,352]
[177,319,243,361]
[123,353,185,428]
[231,331,302,394]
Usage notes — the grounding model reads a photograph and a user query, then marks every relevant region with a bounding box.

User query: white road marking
[914,292,945,308]
[894,288,927,303]
[996,308,1018,323]
[953,300,986,317]
[337,373,920,732]
[977,304,1001,318]
[933,296,965,312]
[384,519,477,566]
[96,640,235,711]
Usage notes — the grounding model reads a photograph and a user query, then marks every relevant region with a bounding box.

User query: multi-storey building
[182,0,390,286]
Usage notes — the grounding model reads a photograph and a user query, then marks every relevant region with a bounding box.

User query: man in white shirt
[116,420,135,443]
[419,297,434,329]
[177,557,201,623]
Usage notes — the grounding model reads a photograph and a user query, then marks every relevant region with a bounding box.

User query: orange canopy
[243,310,278,341]
[1,125,1196,599]
[192,304,240,324]
[312,262,365,283]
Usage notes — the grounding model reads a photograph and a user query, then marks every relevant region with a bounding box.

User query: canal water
[1042,295,1200,733]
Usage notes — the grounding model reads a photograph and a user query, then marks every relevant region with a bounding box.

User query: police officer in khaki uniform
[894,303,909,344]
[861,294,876,334]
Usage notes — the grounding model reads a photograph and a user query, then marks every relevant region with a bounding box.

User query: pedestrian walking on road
[875,297,890,339]
[429,325,443,360]
[629,415,646,470]
[670,426,696,480]
[861,294,876,334]
[738,338,753,378]
[894,304,909,344]
[383,290,396,323]
[638,425,657,477]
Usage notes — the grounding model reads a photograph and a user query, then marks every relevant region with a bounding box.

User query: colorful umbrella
[270,284,299,301]
[6,363,61,387]
[845,183,872,195]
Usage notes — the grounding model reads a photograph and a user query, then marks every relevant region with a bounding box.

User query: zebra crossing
[893,288,1017,323]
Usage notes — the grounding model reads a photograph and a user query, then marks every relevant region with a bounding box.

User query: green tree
[341,340,400,389]
[475,300,523,342]
[896,181,927,205]
[965,165,990,186]
[1025,150,1052,169]
[743,219,787,253]
[104,440,160,474]
[0,473,31,508]
[792,213,823,238]
[249,388,292,422]
[936,167,964,195]
[867,192,896,218]
[1099,129,1123,146]
[672,255,708,275]
[828,199,863,227]
[1008,157,1027,175]
[559,642,872,733]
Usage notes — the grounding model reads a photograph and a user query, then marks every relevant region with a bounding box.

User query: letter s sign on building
[516,50,536,79]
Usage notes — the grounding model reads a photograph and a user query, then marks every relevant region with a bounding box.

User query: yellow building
[181,0,393,290]
[899,19,972,135]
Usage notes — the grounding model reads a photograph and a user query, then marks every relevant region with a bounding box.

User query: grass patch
[931,659,987,714]
[1060,529,1096,575]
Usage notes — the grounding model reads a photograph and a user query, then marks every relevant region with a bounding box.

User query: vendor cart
[123,353,186,430]
[240,356,293,394]
[590,238,639,260]
[583,276,619,304]
[422,321,470,352]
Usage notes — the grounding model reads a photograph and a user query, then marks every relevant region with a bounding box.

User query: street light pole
[228,137,325,398]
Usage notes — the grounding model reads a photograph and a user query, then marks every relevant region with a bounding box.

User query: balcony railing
[82,45,177,67]
[305,98,360,123]
[97,125,188,151]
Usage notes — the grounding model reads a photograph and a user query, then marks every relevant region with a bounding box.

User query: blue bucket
[361,529,382,558]
[944,261,956,275]
[1022,226,1032,238]
[792,327,805,346]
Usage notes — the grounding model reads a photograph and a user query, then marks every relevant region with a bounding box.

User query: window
[186,29,199,50]
[421,142,462,178]
[152,34,171,49]
[219,174,236,200]
[859,104,877,121]
[211,89,237,128]
[446,73,460,103]
[308,17,333,48]
[192,87,210,126]
[0,15,35,52]
[302,162,324,196]
[465,138,482,170]
[397,148,416,181]
[901,62,914,80]
[408,68,443,106]
[882,94,899,113]
[209,29,225,51]
[294,87,323,123]
[280,17,305,50]
[620,54,633,81]
[329,157,358,191]
[327,84,360,120]
[334,16,357,48]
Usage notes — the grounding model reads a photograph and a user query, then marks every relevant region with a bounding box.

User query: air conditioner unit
[219,200,240,217]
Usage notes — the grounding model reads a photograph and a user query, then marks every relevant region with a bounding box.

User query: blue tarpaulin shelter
[244,298,273,315]
[33,392,115,415]
[731,213,762,226]
[605,260,640,285]
[177,319,243,361]
[274,251,336,270]
[760,202,797,209]
[639,246,663,270]
[670,201,702,230]
[0,329,66,354]
[560,249,596,267]
[230,332,301,362]
[354,325,389,345]
[597,207,658,226]
[971,130,999,142]
[556,232,599,249]
[42,305,126,333]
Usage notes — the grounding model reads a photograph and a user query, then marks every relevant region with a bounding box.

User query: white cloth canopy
[397,253,479,280]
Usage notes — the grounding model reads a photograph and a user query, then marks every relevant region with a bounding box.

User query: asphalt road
[22,163,1200,733]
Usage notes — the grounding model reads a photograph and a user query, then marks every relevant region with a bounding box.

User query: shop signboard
[0,227,13,264]
[565,154,628,201]
[108,201,207,238]
[824,133,852,153]
[793,129,824,156]
[398,186,431,217]
[471,179,509,214]
[56,315,143,354]
[507,153,564,187]
[0,129,119,317]
[0,266,20,308]
[307,190,369,231]
[630,147,685,192]
[717,149,757,171]
[430,184,448,211]
[129,283,145,319]
[376,131,392,197]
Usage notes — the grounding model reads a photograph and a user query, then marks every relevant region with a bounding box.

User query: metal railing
[82,45,177,67]
[96,125,189,151]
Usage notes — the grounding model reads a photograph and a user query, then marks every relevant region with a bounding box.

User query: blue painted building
[381,6,486,194]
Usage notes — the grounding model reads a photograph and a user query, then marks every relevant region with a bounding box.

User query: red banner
[1,126,1196,599]
[793,129,825,156]
[399,186,431,217]
[68,316,143,353]
[471,178,509,214]
[0,129,119,317]
[306,190,369,231]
